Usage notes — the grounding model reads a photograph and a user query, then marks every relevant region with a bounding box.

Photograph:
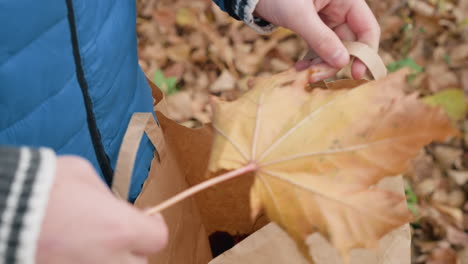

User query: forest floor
[136,0,468,263]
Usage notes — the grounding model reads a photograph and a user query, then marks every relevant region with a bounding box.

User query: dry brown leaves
[137,0,305,127]
[137,0,468,262]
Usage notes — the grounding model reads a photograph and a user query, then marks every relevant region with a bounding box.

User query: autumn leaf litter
[136,0,468,262]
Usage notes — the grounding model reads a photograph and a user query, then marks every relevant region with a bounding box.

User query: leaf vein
[260,170,403,226]
[258,90,352,161]
[213,124,249,161]
[261,133,433,167]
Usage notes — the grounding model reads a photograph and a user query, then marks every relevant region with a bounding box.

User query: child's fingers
[289,3,349,68]
[295,57,323,71]
[351,60,368,79]
[333,23,368,79]
[346,0,381,51]
[307,63,340,83]
[125,208,168,255]
[334,24,356,42]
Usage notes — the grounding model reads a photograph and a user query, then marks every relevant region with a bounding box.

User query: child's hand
[37,156,168,264]
[254,0,380,79]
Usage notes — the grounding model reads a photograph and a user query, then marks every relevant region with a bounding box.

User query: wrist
[225,0,276,34]
[0,147,56,264]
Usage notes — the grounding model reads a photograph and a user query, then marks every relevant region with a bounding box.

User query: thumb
[120,253,148,264]
[128,210,169,255]
[288,7,349,68]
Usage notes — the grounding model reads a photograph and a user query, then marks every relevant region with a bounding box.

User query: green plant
[153,69,179,95]
[387,57,424,82]
[405,184,418,217]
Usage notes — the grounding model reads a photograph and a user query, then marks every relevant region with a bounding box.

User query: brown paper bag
[112,85,213,264]
[113,80,264,264]
[144,82,269,236]
[209,176,411,264]
[111,41,411,264]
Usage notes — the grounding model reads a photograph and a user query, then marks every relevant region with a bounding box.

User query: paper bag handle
[112,113,166,200]
[303,41,388,79]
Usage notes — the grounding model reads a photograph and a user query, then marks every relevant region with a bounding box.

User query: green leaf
[165,77,178,94]
[153,70,167,90]
[461,18,468,26]
[405,185,418,216]
[387,58,424,73]
[176,8,196,27]
[153,69,179,95]
[423,89,466,121]
[401,23,413,32]
[387,58,424,82]
[443,54,451,66]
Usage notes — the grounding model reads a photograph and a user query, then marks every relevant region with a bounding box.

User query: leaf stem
[145,162,258,215]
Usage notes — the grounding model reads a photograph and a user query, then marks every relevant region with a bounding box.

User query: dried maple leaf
[208,68,457,261]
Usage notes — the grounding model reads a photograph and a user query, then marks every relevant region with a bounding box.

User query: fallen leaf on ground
[432,202,464,228]
[210,70,236,93]
[448,170,468,186]
[208,68,457,261]
[461,69,468,95]
[427,247,459,264]
[166,91,193,121]
[459,246,468,264]
[432,145,463,169]
[446,225,468,246]
[423,89,466,121]
[451,44,468,67]
[175,7,197,27]
[425,63,460,92]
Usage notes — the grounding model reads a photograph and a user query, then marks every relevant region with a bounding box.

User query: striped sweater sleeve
[0,146,56,264]
[212,0,276,34]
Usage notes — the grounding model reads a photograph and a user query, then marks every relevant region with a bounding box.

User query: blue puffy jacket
[0,0,269,201]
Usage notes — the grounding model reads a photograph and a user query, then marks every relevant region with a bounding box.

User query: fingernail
[311,57,324,65]
[295,60,312,71]
[308,64,339,83]
[331,49,349,68]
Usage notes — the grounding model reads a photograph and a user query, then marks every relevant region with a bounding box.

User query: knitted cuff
[0,147,56,264]
[225,0,276,34]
